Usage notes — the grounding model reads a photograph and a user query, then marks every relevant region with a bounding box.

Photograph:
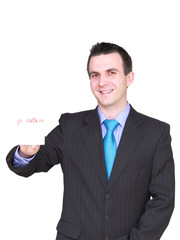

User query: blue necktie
[103,119,119,181]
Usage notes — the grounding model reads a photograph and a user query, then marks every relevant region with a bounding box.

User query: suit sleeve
[6,114,65,177]
[129,124,175,240]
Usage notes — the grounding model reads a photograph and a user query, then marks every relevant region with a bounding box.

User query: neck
[99,101,128,119]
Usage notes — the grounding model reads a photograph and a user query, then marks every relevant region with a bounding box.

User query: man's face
[89,52,134,113]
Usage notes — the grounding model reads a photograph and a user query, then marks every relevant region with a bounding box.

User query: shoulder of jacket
[130,106,170,130]
[59,109,94,125]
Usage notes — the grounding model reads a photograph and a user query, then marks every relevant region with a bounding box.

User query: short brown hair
[87,42,132,76]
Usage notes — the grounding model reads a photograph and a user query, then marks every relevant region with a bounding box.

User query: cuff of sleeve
[13,146,36,168]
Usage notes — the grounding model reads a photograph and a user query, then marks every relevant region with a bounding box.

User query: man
[6,42,175,240]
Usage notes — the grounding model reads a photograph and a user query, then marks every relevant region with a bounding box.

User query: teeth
[101,90,113,94]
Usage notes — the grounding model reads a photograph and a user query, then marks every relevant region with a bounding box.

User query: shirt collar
[97,103,130,128]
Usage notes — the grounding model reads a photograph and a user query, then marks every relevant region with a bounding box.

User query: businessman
[6,42,175,240]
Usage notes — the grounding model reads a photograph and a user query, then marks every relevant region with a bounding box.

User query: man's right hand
[19,145,40,158]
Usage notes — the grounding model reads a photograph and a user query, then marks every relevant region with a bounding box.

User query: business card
[17,121,46,145]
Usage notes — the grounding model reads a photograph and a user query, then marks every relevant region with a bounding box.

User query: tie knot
[104,119,119,132]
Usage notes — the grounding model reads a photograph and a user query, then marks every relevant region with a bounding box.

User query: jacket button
[105,193,110,199]
[104,236,110,240]
[104,214,110,220]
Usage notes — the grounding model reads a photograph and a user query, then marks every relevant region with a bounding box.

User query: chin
[98,101,114,108]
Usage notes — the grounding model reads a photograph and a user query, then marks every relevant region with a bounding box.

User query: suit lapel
[107,106,144,190]
[81,106,145,188]
[82,108,107,186]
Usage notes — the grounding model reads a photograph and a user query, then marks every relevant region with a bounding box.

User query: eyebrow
[89,68,119,77]
[106,68,119,73]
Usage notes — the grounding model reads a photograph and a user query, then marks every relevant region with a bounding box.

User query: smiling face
[89,52,134,117]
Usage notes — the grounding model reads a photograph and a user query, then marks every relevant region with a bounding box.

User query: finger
[31,145,38,149]
[29,145,40,154]
[19,145,40,158]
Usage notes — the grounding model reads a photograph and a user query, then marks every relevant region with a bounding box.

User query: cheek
[110,78,120,89]
[114,78,127,89]
[90,80,97,92]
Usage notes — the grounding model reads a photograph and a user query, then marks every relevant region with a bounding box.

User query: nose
[99,75,108,86]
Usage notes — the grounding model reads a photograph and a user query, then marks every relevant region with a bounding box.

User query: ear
[126,71,134,88]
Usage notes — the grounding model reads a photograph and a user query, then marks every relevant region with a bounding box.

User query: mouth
[100,89,113,94]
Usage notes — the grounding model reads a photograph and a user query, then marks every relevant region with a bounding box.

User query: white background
[0,0,179,239]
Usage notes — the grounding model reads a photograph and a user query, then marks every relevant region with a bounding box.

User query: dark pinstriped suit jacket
[6,106,175,240]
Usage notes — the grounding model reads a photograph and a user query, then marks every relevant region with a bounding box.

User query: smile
[100,90,113,94]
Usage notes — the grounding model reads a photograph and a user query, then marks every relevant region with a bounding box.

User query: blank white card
[17,122,46,145]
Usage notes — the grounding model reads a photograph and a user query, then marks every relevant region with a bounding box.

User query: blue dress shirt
[13,103,130,168]
[98,103,130,148]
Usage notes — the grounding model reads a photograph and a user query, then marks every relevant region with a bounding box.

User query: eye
[90,73,99,79]
[109,71,116,75]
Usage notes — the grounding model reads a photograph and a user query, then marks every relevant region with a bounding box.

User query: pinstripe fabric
[6,106,175,240]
